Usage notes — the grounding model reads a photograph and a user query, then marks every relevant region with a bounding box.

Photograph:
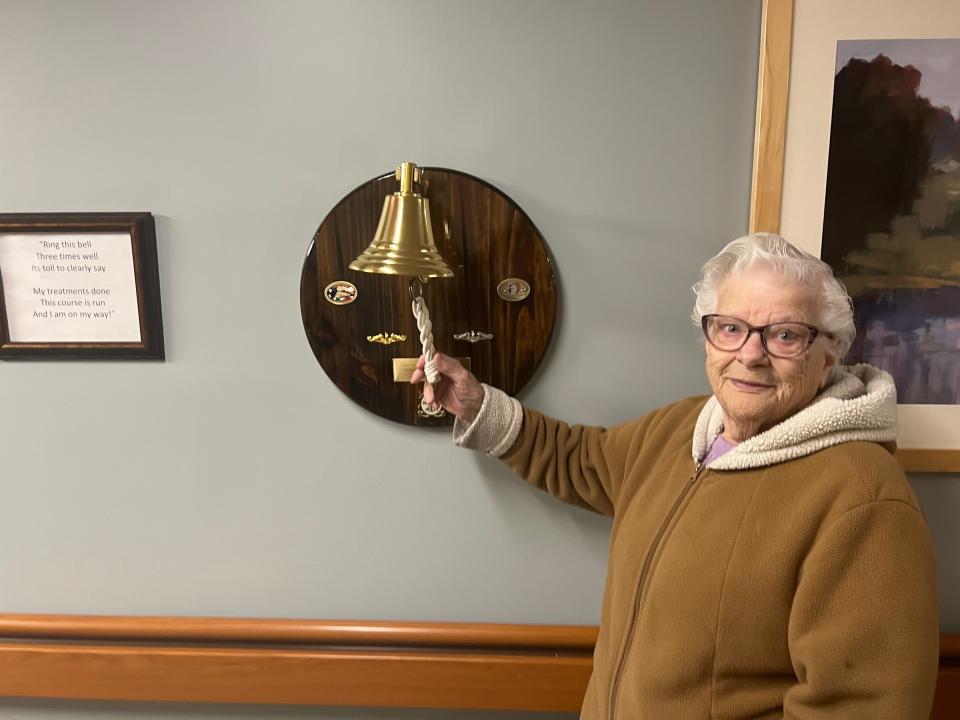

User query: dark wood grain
[301,168,557,425]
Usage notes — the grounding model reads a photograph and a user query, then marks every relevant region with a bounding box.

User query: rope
[412,295,445,417]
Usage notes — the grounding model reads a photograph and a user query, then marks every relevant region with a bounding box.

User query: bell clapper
[410,277,444,417]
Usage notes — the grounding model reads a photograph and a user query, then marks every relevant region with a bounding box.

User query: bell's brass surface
[393,356,471,383]
[349,162,454,278]
[367,332,407,345]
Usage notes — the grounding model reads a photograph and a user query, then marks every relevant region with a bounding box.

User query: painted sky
[836,38,960,119]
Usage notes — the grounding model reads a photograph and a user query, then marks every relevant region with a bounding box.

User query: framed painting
[750,0,960,472]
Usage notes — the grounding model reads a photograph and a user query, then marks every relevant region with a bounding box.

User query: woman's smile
[728,377,775,392]
[727,378,773,393]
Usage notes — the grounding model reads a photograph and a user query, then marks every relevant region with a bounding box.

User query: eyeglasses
[701,314,822,359]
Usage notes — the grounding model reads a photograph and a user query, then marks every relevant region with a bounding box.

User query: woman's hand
[409,353,485,423]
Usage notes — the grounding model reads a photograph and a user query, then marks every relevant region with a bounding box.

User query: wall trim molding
[0,614,594,712]
[0,614,957,715]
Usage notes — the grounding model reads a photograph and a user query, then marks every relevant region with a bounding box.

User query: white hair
[691,233,855,359]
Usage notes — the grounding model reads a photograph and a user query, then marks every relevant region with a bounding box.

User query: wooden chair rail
[0,614,598,651]
[0,614,956,715]
[0,614,595,712]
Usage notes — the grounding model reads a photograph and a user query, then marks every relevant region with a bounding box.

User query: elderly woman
[412,234,939,719]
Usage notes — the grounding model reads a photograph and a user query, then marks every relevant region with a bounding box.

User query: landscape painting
[821,39,960,404]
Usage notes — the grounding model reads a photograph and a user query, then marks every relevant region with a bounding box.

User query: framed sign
[750,0,960,472]
[0,212,164,359]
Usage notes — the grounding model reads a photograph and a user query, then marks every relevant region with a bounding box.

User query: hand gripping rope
[410,279,445,417]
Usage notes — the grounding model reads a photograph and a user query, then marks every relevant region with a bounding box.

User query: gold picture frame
[749,0,960,473]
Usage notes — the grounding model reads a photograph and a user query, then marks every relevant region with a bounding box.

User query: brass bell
[348,162,454,278]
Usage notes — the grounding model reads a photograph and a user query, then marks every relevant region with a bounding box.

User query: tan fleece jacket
[454,367,939,719]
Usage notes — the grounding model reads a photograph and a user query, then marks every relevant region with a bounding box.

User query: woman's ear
[819,350,839,388]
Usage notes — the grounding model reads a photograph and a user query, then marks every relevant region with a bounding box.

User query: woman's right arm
[498,403,639,516]
[412,353,644,516]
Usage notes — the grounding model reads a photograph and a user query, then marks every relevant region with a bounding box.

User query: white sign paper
[0,232,142,342]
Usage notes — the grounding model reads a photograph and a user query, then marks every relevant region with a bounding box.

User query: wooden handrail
[0,614,596,712]
[0,614,957,715]
[0,613,598,650]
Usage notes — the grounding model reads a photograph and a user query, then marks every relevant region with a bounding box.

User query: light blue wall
[0,0,758,625]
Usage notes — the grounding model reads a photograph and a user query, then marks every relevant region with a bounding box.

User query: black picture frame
[0,212,164,360]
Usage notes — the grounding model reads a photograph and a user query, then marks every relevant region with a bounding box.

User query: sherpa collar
[692,363,898,471]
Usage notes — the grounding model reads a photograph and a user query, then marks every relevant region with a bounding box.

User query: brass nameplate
[393,356,471,382]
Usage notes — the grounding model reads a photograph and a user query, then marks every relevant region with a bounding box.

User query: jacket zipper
[608,460,706,720]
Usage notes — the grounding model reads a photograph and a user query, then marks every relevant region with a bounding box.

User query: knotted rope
[412,294,445,416]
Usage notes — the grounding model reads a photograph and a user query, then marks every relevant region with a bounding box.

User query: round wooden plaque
[300,167,557,426]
